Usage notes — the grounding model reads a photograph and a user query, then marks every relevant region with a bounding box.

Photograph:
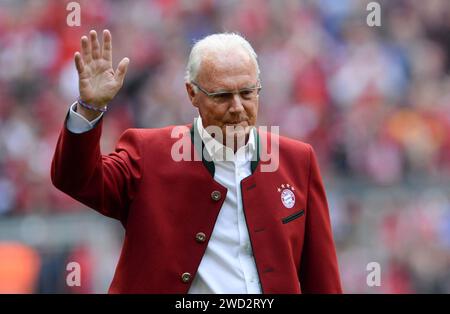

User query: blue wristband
[77,97,108,112]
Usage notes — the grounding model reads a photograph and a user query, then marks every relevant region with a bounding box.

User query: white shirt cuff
[66,102,103,134]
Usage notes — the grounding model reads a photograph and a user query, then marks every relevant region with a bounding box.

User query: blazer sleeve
[299,145,343,293]
[51,116,142,226]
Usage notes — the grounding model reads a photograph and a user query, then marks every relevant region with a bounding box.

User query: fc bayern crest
[277,184,296,208]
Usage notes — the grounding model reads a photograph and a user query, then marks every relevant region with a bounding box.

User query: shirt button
[211,190,222,201]
[195,232,206,243]
[181,272,192,283]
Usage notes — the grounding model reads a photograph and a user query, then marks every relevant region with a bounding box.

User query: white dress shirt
[66,105,262,294]
[187,117,261,294]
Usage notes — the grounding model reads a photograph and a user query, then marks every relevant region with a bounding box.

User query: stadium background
[0,0,450,293]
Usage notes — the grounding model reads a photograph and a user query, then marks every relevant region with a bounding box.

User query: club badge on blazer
[277,184,296,208]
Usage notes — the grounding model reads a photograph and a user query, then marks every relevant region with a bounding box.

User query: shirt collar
[196,116,256,163]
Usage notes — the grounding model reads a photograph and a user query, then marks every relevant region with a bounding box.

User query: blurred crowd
[0,0,450,293]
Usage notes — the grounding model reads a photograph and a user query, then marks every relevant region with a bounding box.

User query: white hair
[185,33,260,86]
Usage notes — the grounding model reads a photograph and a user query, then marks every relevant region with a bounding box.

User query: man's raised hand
[74,29,129,118]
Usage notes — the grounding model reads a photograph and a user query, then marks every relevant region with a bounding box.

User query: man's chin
[223,125,250,144]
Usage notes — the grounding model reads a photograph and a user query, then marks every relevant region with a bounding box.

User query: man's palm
[75,30,129,108]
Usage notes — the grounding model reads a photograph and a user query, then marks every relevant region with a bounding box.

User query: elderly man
[51,30,342,294]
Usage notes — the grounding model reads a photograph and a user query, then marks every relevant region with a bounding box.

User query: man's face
[186,48,259,144]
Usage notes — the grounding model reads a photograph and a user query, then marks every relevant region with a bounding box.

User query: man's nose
[229,93,244,113]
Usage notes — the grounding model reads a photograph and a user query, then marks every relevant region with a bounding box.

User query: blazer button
[195,232,206,243]
[181,272,192,283]
[211,190,221,201]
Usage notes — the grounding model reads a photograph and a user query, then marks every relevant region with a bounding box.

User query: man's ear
[186,82,198,108]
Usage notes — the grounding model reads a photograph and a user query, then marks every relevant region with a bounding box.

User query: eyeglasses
[191,81,262,103]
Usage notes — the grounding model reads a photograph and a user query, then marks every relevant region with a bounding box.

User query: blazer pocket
[282,209,305,224]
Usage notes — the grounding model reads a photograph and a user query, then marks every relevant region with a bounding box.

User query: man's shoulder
[126,124,191,135]
[260,130,312,155]
[119,124,192,145]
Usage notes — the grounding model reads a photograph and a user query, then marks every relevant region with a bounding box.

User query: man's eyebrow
[212,84,258,93]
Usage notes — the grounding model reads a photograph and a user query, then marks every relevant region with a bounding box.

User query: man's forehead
[197,49,257,88]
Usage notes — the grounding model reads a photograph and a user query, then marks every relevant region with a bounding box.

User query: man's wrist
[75,102,103,121]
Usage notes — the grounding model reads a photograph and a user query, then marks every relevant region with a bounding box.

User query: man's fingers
[101,29,112,62]
[90,30,101,60]
[74,52,84,74]
[114,57,130,85]
[81,36,92,63]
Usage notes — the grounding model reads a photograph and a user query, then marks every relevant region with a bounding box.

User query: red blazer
[51,117,342,294]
